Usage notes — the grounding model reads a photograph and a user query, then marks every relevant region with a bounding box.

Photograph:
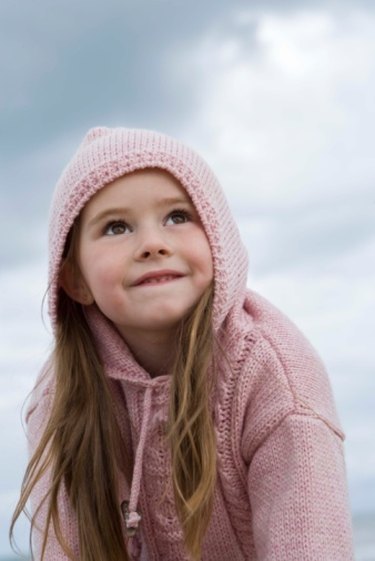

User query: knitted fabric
[27,126,355,560]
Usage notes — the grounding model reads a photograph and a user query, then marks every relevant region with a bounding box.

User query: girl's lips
[137,275,183,286]
[132,270,184,286]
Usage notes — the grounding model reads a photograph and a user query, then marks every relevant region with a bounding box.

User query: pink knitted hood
[48,126,248,331]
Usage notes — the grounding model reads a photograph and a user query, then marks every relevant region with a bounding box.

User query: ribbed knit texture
[27,126,354,560]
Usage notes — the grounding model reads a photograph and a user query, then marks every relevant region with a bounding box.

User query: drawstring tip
[122,501,142,537]
[126,511,142,530]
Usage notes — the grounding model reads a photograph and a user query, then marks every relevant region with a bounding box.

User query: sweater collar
[85,304,171,388]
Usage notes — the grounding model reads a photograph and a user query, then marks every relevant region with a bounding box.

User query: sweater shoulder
[220,290,344,459]
[246,290,339,407]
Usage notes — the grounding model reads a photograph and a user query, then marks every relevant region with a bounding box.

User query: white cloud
[237,202,375,278]
[173,8,375,208]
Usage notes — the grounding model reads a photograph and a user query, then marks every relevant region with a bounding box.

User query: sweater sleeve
[26,367,79,561]
[247,412,355,561]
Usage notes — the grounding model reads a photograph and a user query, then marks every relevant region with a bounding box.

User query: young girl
[12,126,354,561]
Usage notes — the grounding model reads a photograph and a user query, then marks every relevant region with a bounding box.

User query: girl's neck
[120,328,177,378]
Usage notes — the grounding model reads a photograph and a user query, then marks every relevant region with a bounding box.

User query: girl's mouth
[133,270,184,286]
[139,275,180,285]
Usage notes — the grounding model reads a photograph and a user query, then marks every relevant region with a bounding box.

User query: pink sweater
[27,127,354,560]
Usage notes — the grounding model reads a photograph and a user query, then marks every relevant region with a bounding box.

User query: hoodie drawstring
[124,386,153,536]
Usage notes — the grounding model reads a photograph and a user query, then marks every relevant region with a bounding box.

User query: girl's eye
[166,209,192,225]
[103,221,130,236]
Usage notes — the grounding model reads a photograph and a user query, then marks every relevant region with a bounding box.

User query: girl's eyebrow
[87,197,192,228]
[87,208,130,228]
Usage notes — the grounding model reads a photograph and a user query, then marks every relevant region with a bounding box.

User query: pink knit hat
[48,126,248,331]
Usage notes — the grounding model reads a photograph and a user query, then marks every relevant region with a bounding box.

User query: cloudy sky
[1,0,374,557]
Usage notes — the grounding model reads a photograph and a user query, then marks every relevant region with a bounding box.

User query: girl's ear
[59,262,94,305]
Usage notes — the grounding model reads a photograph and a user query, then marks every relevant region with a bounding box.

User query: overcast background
[1,0,374,559]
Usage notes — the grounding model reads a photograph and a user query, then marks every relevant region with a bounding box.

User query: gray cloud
[0,0,254,159]
[2,0,373,159]
[238,200,375,275]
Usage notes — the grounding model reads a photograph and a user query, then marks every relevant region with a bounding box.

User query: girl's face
[62,168,213,342]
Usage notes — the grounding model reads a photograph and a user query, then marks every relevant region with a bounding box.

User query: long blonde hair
[10,218,217,561]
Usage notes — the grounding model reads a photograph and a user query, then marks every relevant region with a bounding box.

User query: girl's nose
[134,229,173,261]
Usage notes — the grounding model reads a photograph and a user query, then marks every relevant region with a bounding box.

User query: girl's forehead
[80,167,192,219]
